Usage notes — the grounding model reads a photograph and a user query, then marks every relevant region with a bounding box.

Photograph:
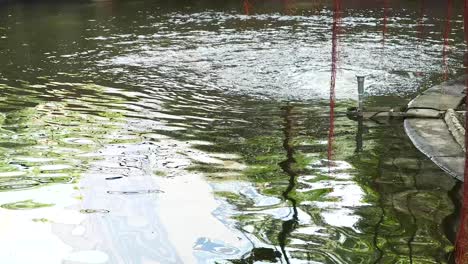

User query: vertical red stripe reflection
[243,0,253,15]
[415,0,425,77]
[328,0,341,165]
[456,1,468,263]
[383,0,389,45]
[417,0,425,42]
[443,0,453,81]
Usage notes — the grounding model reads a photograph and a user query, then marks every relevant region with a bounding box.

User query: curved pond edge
[404,75,466,181]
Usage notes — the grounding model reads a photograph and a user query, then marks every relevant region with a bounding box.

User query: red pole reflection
[243,0,253,15]
[443,0,453,81]
[456,1,468,262]
[282,0,296,15]
[417,0,425,43]
[415,0,425,77]
[418,0,426,41]
[382,0,389,45]
[328,0,341,164]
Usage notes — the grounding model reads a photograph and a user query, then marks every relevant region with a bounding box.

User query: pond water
[0,0,465,263]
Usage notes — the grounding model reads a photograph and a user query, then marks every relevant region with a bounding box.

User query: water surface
[0,0,464,263]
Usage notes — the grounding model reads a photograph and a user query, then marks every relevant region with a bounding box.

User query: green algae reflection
[179,101,457,263]
[1,199,54,210]
[0,82,132,192]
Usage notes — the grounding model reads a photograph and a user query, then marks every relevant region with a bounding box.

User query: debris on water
[105,176,123,180]
[80,209,110,214]
[62,137,95,145]
[106,189,164,195]
[35,176,74,184]
[32,218,50,223]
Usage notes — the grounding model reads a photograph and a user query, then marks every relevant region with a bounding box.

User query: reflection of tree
[231,247,281,264]
[350,121,457,263]
[159,87,458,263]
[277,104,299,264]
[0,83,128,193]
[443,181,461,263]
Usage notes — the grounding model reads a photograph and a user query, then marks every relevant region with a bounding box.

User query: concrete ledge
[407,94,464,111]
[405,109,443,118]
[423,74,467,96]
[404,119,464,181]
[403,75,467,181]
[444,109,465,152]
[436,157,465,181]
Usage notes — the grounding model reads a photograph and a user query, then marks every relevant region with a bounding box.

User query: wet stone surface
[404,75,466,181]
[408,94,465,111]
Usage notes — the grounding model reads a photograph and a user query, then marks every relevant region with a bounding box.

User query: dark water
[0,0,465,263]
